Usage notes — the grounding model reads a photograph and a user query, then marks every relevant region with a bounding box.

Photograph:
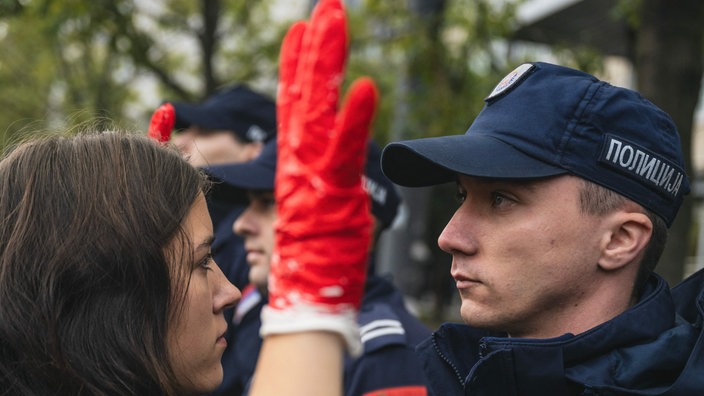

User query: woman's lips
[216,329,228,347]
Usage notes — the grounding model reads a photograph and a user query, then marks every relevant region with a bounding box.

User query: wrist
[260,303,362,357]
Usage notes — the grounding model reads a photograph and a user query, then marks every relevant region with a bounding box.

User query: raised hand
[262,0,378,357]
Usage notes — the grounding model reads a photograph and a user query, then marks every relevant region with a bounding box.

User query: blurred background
[1,0,702,326]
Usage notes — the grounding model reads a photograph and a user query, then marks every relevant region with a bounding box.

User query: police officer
[380,61,704,395]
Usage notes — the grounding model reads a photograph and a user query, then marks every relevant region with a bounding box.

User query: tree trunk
[376,0,449,311]
[201,0,221,96]
[633,0,704,285]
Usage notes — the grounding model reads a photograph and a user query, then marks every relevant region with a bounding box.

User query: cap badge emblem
[486,63,535,101]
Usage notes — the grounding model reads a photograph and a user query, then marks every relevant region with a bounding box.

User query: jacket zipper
[432,333,465,387]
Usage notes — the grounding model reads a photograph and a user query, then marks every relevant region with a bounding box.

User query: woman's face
[166,193,241,394]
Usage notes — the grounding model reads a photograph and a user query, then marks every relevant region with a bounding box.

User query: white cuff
[260,304,362,357]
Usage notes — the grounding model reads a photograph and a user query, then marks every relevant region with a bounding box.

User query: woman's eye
[198,252,214,271]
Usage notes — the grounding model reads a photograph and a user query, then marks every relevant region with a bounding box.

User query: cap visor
[381,134,566,187]
[172,103,221,130]
[203,162,275,191]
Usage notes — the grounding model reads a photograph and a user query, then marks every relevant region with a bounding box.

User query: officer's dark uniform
[344,275,431,396]
[418,270,704,395]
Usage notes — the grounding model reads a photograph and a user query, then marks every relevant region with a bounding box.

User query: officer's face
[233,191,276,291]
[438,174,611,339]
[172,126,262,168]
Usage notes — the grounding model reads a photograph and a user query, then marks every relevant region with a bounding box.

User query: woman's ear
[598,211,653,272]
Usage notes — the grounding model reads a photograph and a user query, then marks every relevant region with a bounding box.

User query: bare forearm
[249,332,344,396]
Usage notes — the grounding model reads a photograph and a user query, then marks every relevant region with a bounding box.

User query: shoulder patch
[360,319,405,344]
[486,63,535,101]
[358,304,408,353]
[233,285,262,325]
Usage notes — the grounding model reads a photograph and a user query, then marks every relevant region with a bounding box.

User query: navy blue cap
[204,138,277,191]
[364,141,402,229]
[381,62,689,226]
[170,84,276,143]
[206,139,401,229]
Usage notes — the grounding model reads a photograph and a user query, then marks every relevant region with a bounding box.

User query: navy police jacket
[417,270,704,395]
[344,275,431,396]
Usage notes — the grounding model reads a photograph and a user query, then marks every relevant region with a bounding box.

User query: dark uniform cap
[381,62,689,227]
[205,139,401,229]
[170,84,276,143]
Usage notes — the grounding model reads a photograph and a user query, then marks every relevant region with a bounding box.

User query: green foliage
[347,0,524,143]
[0,0,295,147]
[0,0,146,141]
[0,0,597,150]
[0,13,56,145]
[614,0,644,29]
[0,0,22,16]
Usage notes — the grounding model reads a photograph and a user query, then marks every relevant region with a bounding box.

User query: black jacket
[418,271,704,395]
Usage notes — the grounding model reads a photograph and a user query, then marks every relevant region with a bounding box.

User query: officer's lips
[452,273,482,289]
[244,245,266,266]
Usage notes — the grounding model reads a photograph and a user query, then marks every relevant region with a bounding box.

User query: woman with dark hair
[0,2,375,395]
[0,132,241,395]
[0,127,357,396]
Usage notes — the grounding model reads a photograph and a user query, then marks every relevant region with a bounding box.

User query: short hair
[578,179,668,298]
[0,132,208,395]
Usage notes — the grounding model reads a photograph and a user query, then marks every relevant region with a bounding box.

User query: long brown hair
[0,132,207,395]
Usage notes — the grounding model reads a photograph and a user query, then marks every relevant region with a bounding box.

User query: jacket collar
[431,274,703,394]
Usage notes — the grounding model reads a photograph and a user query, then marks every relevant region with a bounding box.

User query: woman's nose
[211,261,241,311]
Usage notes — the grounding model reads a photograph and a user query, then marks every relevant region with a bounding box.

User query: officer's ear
[242,141,264,161]
[597,208,652,272]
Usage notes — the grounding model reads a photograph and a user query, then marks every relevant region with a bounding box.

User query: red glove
[148,103,176,143]
[261,0,377,356]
